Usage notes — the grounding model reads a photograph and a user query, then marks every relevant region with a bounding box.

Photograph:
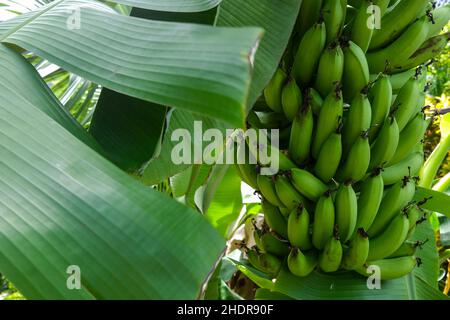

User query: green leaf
[410,221,439,289]
[89,89,168,172]
[0,44,100,151]
[0,79,225,299]
[216,0,301,110]
[141,109,229,184]
[414,187,450,217]
[1,0,262,127]
[109,0,221,12]
[255,288,294,300]
[203,165,243,237]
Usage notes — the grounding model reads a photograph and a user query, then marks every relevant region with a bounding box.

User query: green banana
[257,174,284,207]
[336,131,371,183]
[309,88,324,115]
[367,213,410,260]
[290,168,329,202]
[335,183,358,242]
[392,75,421,131]
[247,248,282,276]
[287,248,318,277]
[387,240,421,258]
[368,114,400,170]
[342,92,372,154]
[350,0,374,53]
[356,256,419,280]
[389,69,416,93]
[368,176,416,236]
[388,111,429,165]
[315,41,345,97]
[236,143,259,190]
[342,40,370,102]
[427,4,450,39]
[261,199,288,239]
[367,16,431,74]
[312,192,336,250]
[405,204,426,239]
[394,32,450,73]
[312,87,344,159]
[323,0,346,44]
[292,22,327,85]
[264,68,287,113]
[342,228,370,270]
[368,73,392,140]
[287,204,313,250]
[296,0,324,39]
[260,232,291,257]
[355,169,384,233]
[382,151,424,185]
[274,175,307,211]
[372,0,391,17]
[289,103,314,165]
[369,0,429,50]
[281,77,303,121]
[313,127,343,182]
[319,227,343,272]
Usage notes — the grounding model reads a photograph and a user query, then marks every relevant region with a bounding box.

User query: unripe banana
[292,22,327,85]
[342,92,372,154]
[312,192,336,250]
[247,248,282,276]
[260,232,291,257]
[388,240,421,259]
[313,129,343,182]
[323,0,346,44]
[264,68,287,113]
[368,115,399,170]
[369,0,430,50]
[315,41,345,97]
[372,0,390,17]
[296,0,324,39]
[274,175,307,211]
[290,168,329,202]
[427,4,450,39]
[367,213,410,260]
[342,228,370,270]
[368,73,392,140]
[319,227,343,272]
[309,88,324,115]
[288,204,313,250]
[350,0,374,53]
[335,183,358,242]
[395,32,450,73]
[392,76,421,131]
[389,69,416,93]
[261,200,288,239]
[367,16,431,74]
[287,248,318,277]
[356,256,419,280]
[388,111,429,165]
[405,204,426,240]
[368,176,416,236]
[312,87,344,158]
[281,78,303,121]
[342,40,370,102]
[355,170,384,233]
[289,104,314,165]
[257,174,284,207]
[336,131,371,183]
[236,143,259,190]
[382,151,424,185]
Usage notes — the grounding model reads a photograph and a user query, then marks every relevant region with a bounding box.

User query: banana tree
[0,0,450,300]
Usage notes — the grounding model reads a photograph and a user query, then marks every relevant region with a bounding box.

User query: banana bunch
[241,0,449,282]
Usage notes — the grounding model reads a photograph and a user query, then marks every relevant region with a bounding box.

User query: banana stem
[433,172,450,192]
[420,135,450,188]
